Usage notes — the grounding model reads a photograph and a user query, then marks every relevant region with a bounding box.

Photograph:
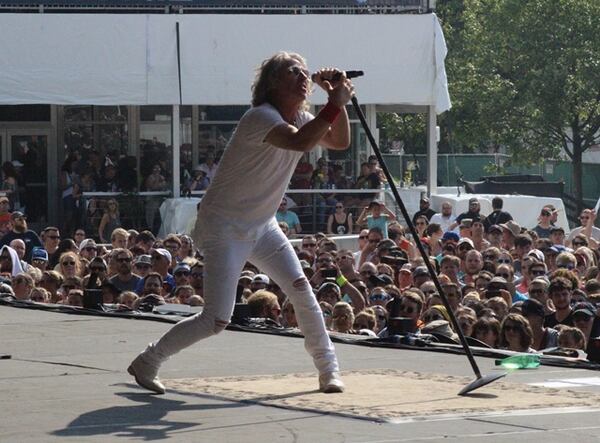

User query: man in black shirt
[0,212,42,263]
[450,197,483,230]
[483,197,513,233]
[412,197,436,224]
[544,277,574,328]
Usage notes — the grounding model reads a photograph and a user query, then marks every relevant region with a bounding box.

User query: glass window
[140,106,172,191]
[63,105,131,193]
[0,105,51,122]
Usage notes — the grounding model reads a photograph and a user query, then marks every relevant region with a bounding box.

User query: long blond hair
[251,51,310,107]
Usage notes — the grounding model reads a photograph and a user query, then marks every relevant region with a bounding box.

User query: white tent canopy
[0,13,450,111]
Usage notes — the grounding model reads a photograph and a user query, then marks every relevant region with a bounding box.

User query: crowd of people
[1,192,600,360]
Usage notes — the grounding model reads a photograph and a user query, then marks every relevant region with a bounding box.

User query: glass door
[1,129,52,231]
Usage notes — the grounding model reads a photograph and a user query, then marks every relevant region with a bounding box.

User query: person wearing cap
[134,248,175,295]
[109,248,141,293]
[412,196,436,224]
[521,299,558,351]
[186,165,210,191]
[450,198,483,231]
[430,201,457,234]
[0,211,42,263]
[567,209,600,247]
[79,238,98,262]
[483,197,513,233]
[572,302,600,352]
[486,224,503,248]
[456,237,474,261]
[499,220,521,250]
[134,255,152,279]
[412,266,431,288]
[31,247,49,272]
[250,273,270,292]
[356,200,396,239]
[172,262,192,289]
[316,282,342,307]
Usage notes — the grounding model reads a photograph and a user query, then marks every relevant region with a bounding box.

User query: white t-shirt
[197,103,310,239]
[430,213,458,233]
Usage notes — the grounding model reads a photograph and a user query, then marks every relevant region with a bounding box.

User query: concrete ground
[2,305,600,442]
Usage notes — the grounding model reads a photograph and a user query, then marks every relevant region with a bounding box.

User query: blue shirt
[276,210,301,230]
[135,273,175,296]
[367,215,389,238]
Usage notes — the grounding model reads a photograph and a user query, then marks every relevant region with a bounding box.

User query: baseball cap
[572,302,596,318]
[488,224,502,234]
[368,199,383,208]
[468,197,479,204]
[457,238,474,249]
[134,254,152,266]
[376,239,396,251]
[152,248,172,263]
[550,226,565,234]
[252,274,270,285]
[399,263,413,274]
[79,238,97,251]
[10,211,26,221]
[32,248,48,262]
[526,249,545,263]
[420,196,430,203]
[173,262,191,274]
[412,266,429,278]
[318,281,340,294]
[442,231,459,242]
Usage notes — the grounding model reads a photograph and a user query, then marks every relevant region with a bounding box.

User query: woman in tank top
[327,201,353,235]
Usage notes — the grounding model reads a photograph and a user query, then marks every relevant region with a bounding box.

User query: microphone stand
[349,95,506,395]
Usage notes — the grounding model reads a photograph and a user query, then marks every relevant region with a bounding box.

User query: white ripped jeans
[146,217,339,375]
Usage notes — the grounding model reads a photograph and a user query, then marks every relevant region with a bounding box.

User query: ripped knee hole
[293,277,310,290]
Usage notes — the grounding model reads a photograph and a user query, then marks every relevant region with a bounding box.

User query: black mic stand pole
[349,95,506,395]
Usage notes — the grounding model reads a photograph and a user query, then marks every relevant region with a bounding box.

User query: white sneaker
[319,371,345,393]
[127,353,165,394]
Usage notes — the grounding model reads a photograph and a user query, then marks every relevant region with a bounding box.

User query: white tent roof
[0,13,451,112]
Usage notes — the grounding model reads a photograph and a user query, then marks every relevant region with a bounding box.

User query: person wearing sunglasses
[128,52,354,395]
[500,313,534,353]
[327,201,353,236]
[532,206,555,239]
[108,248,141,292]
[566,209,600,248]
[0,211,42,263]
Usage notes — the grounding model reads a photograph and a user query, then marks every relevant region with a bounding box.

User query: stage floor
[2,306,600,442]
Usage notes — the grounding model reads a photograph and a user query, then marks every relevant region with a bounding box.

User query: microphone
[311,70,364,82]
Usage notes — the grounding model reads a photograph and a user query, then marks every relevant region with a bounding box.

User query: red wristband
[318,101,342,124]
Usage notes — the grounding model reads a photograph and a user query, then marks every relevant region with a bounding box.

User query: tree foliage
[436,0,600,206]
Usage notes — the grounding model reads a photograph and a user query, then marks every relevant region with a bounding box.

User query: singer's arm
[320,106,350,150]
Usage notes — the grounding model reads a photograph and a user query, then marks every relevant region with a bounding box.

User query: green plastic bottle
[495,354,540,369]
